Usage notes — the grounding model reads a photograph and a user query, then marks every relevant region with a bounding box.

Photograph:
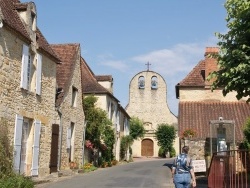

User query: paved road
[36,158,175,188]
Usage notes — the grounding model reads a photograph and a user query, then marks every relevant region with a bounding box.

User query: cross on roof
[145,62,151,71]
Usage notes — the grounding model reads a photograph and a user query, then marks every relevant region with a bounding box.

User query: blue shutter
[36,53,42,95]
[14,114,23,173]
[20,44,29,89]
[31,120,41,176]
[67,127,71,149]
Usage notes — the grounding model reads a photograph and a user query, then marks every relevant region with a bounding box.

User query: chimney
[204,47,219,58]
[204,47,219,87]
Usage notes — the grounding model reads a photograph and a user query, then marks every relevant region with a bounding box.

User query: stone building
[175,47,250,160]
[80,58,130,161]
[126,69,178,157]
[51,44,85,171]
[0,0,60,177]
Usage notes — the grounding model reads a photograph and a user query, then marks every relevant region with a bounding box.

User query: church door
[141,139,153,156]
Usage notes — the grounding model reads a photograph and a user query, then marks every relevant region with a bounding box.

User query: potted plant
[181,128,197,139]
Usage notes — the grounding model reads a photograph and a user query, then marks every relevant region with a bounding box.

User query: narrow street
[35,158,175,188]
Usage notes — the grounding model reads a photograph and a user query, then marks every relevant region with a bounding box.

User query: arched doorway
[141,139,153,156]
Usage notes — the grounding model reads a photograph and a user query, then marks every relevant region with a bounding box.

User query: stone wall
[58,49,85,169]
[179,88,243,102]
[126,71,178,157]
[0,27,58,177]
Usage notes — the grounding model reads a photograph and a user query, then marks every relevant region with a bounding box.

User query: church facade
[126,70,178,157]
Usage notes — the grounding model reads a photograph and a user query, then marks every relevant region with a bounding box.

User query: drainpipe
[82,120,87,166]
[57,108,63,172]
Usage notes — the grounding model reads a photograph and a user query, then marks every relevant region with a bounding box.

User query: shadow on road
[163,162,208,187]
[163,162,173,170]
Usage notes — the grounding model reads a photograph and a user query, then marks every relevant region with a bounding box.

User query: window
[151,76,158,89]
[13,115,41,176]
[21,44,41,94]
[138,76,145,89]
[20,44,30,90]
[72,87,78,107]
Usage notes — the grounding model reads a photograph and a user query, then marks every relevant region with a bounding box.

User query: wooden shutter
[20,44,29,89]
[14,114,23,173]
[36,53,42,95]
[31,120,41,176]
[116,110,120,132]
[108,101,111,119]
[67,127,71,149]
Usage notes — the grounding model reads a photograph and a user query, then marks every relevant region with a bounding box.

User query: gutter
[56,108,63,172]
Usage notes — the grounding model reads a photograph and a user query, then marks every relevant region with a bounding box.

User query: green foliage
[83,95,112,148]
[0,118,34,188]
[158,147,166,158]
[208,0,250,101]
[83,163,97,173]
[120,135,133,160]
[169,145,176,158]
[129,116,145,140]
[0,118,13,179]
[154,124,176,152]
[0,175,34,188]
[240,117,250,149]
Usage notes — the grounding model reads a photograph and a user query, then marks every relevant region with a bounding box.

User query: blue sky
[33,0,227,116]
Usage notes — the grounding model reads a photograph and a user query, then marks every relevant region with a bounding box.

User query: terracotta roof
[178,60,205,87]
[80,57,119,102]
[1,0,60,62]
[0,0,31,41]
[36,28,60,62]
[51,43,80,106]
[176,47,219,98]
[95,75,113,82]
[178,101,250,142]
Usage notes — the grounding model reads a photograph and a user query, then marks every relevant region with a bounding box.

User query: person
[171,146,196,188]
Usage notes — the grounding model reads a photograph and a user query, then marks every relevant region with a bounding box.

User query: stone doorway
[141,139,153,156]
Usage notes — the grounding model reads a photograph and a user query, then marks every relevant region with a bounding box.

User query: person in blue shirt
[171,146,196,188]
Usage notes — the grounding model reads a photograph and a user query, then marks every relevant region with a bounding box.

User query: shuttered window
[14,114,23,173]
[20,44,29,89]
[36,53,42,95]
[31,120,41,176]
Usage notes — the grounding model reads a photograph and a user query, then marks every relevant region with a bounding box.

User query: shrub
[111,160,118,166]
[169,145,176,158]
[158,147,166,158]
[0,118,13,179]
[0,175,34,188]
[83,163,97,173]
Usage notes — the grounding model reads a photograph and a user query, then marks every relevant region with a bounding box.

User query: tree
[240,117,250,149]
[208,0,250,101]
[120,135,133,161]
[154,124,176,154]
[83,95,115,164]
[129,116,146,140]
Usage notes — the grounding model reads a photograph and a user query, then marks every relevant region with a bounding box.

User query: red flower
[85,140,94,150]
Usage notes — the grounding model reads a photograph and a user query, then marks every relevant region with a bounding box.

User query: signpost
[192,160,206,173]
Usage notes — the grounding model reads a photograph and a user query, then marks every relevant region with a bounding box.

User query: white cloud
[131,43,205,77]
[100,60,128,72]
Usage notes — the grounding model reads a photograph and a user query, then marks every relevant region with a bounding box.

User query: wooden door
[50,124,59,173]
[141,139,153,156]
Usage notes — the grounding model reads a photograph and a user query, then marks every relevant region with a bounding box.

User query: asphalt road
[36,158,175,188]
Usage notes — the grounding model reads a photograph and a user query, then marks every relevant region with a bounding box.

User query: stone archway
[141,139,154,156]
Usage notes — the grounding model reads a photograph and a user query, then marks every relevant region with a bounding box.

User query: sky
[32,0,227,116]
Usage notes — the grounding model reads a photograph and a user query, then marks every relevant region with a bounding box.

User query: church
[126,64,179,157]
